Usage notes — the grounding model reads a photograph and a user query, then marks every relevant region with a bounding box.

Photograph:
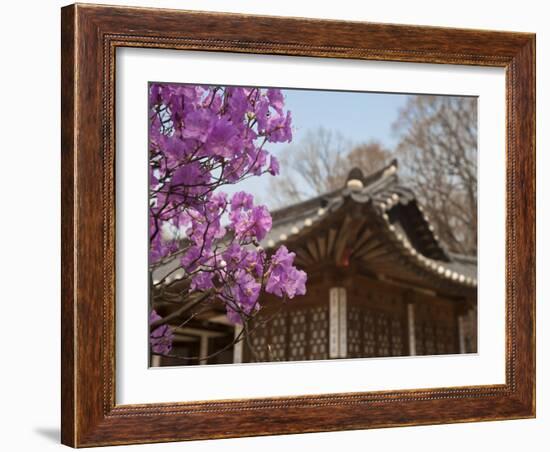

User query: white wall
[0,1,546,451]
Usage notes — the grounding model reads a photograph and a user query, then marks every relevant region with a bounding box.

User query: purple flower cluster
[149,310,174,355]
[148,85,291,264]
[148,83,307,353]
[220,240,267,323]
[265,246,307,299]
[229,191,272,242]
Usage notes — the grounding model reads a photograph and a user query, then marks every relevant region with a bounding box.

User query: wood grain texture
[60,5,76,446]
[60,3,536,447]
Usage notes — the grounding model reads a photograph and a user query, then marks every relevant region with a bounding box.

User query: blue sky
[283,89,411,149]
[222,88,413,208]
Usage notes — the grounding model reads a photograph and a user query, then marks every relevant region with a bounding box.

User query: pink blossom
[149,310,174,355]
[149,83,307,326]
[265,246,307,299]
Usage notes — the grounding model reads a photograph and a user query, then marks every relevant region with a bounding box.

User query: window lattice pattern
[347,306,362,358]
[348,306,405,358]
[414,302,458,356]
[245,293,462,362]
[249,331,267,362]
[376,312,391,356]
[423,323,436,355]
[309,306,329,360]
[462,308,478,353]
[288,310,308,360]
[390,317,404,356]
[415,323,425,355]
[435,324,455,354]
[267,312,287,361]
[363,313,377,356]
[246,306,329,362]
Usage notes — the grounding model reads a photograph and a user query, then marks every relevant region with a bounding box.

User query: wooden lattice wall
[243,276,470,363]
[247,305,329,362]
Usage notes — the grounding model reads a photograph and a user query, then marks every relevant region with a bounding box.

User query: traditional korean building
[152,160,477,366]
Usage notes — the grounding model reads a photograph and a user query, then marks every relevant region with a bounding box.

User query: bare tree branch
[393,95,477,254]
[269,127,392,207]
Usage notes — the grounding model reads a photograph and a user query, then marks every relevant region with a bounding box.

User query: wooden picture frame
[61,3,535,447]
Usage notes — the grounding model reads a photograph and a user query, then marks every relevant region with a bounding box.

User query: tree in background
[392,95,477,255]
[149,84,307,361]
[269,95,477,256]
[269,127,392,206]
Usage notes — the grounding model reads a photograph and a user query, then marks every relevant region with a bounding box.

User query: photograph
[148,83,479,366]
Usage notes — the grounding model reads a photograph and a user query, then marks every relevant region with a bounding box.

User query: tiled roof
[261,160,477,292]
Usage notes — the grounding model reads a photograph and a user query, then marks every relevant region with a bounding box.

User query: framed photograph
[61,3,535,447]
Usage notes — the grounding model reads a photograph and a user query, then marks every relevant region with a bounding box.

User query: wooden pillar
[329,287,347,358]
[458,315,467,354]
[407,303,416,356]
[199,335,209,364]
[469,306,478,353]
[151,354,162,367]
[233,324,243,364]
